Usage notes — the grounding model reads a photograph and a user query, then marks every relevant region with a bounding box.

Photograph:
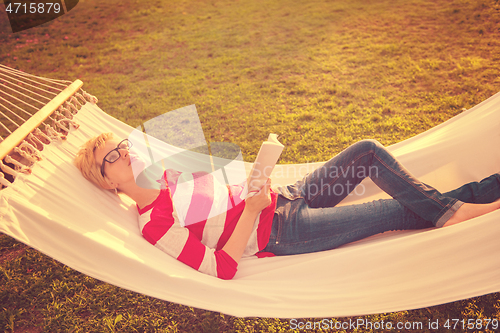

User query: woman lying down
[75,133,500,280]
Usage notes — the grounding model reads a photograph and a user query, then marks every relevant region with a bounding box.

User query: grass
[1,0,500,331]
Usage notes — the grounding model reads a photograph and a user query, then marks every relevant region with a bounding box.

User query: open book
[247,134,284,195]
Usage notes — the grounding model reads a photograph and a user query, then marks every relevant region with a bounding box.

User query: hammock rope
[0,64,95,187]
[0,72,56,102]
[0,64,71,87]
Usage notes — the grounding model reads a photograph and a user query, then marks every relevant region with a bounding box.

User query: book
[247,133,284,195]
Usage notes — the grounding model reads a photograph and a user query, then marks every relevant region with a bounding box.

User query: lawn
[1,0,500,331]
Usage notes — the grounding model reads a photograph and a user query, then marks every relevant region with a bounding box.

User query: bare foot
[443,201,500,227]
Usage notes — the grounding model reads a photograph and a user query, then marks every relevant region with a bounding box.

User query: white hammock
[1,92,500,318]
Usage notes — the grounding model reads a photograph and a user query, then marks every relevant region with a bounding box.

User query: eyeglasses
[100,139,133,177]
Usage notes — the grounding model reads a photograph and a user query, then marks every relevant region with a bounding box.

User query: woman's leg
[443,173,500,203]
[295,139,464,227]
[439,174,500,226]
[265,142,500,255]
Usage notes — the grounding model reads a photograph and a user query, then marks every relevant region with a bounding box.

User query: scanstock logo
[4,0,79,33]
[128,105,247,191]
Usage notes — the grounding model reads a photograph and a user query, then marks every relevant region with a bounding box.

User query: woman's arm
[221,179,272,264]
[140,180,272,280]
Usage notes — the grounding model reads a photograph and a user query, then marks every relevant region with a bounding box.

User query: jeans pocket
[275,180,305,201]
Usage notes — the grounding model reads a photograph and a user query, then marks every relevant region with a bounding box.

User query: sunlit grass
[1,0,500,331]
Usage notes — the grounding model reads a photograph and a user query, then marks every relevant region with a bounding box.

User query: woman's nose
[118,149,129,158]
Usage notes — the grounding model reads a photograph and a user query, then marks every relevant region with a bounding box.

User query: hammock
[0,66,499,318]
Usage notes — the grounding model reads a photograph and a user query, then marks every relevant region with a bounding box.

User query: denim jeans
[262,139,500,256]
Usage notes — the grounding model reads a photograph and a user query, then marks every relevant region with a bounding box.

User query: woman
[74,133,500,279]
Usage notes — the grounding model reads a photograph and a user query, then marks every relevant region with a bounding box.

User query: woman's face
[94,139,137,188]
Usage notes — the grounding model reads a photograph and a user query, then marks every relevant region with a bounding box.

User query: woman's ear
[109,180,120,190]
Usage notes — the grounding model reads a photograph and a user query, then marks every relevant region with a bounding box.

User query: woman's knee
[350,139,383,153]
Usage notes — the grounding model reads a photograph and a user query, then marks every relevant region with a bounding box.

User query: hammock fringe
[0,66,93,187]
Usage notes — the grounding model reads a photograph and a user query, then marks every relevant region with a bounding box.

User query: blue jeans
[262,139,500,256]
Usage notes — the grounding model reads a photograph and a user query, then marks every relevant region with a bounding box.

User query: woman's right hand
[244,179,272,214]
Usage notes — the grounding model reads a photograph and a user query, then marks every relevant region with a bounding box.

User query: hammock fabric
[1,94,500,318]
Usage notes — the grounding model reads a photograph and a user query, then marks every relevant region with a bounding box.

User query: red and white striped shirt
[137,169,277,279]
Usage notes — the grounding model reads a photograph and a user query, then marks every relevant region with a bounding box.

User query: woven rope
[0,65,94,188]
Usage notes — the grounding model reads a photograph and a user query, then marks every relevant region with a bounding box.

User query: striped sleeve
[138,188,238,280]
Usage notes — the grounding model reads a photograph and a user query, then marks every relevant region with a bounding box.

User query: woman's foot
[443,200,500,227]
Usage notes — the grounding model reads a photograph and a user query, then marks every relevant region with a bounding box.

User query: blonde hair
[74,132,116,193]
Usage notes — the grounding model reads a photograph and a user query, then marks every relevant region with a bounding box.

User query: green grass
[1,0,500,331]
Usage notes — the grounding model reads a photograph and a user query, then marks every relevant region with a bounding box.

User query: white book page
[247,134,284,194]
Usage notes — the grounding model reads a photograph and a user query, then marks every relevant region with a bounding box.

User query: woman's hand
[244,179,272,214]
[222,178,272,265]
